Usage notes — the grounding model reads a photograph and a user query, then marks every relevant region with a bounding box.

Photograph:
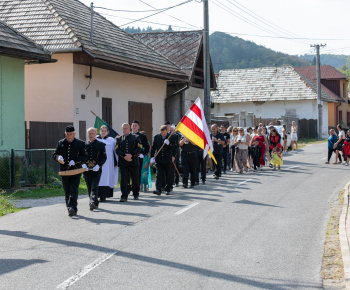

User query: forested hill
[299,54,349,69]
[209,31,311,73]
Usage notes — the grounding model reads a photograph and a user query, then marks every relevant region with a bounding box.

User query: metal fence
[0,150,11,188]
[0,149,60,189]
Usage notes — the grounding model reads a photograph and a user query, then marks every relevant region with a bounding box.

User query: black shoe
[89,203,96,211]
[119,198,127,202]
[166,191,171,195]
[183,184,188,188]
[202,180,206,184]
[99,197,106,202]
[153,190,161,195]
[212,174,216,177]
[195,181,199,186]
[190,184,195,188]
[134,196,139,200]
[219,174,222,177]
[68,208,76,217]
[214,176,219,180]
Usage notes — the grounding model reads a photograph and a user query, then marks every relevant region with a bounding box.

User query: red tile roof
[294,65,347,80]
[294,65,346,102]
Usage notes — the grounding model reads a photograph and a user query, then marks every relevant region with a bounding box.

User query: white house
[0,0,188,148]
[211,66,341,138]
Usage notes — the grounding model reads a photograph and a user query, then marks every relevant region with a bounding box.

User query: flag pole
[173,160,182,183]
[90,110,97,117]
[154,129,176,158]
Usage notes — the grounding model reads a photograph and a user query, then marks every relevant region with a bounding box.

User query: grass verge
[321,189,345,287]
[297,138,327,150]
[0,193,27,216]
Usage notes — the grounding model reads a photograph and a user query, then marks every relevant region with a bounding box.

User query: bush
[0,190,17,216]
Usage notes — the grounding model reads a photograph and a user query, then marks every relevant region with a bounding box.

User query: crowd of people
[53,120,299,217]
[326,124,350,166]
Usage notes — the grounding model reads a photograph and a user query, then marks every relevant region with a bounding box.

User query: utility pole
[310,44,326,140]
[203,0,211,126]
[90,2,94,44]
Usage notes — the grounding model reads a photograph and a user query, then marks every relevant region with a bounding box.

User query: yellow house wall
[73,64,167,138]
[24,53,74,122]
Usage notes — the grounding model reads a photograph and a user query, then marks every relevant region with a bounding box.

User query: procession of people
[53,120,299,217]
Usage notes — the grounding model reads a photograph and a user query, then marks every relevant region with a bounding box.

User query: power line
[95,6,179,13]
[120,0,194,27]
[100,13,197,30]
[138,0,200,29]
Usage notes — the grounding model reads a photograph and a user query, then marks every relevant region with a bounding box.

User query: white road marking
[174,203,199,215]
[286,166,300,170]
[235,179,252,187]
[57,251,117,289]
[321,157,327,160]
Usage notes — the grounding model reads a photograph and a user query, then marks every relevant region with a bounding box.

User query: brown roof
[0,0,188,81]
[294,66,346,102]
[133,31,203,78]
[0,20,51,61]
[294,65,347,80]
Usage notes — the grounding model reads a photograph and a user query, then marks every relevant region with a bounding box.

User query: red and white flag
[175,97,217,163]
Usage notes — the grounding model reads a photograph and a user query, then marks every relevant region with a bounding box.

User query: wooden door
[102,98,112,126]
[128,102,153,143]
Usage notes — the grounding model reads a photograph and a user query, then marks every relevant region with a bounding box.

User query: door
[102,98,112,126]
[128,102,153,143]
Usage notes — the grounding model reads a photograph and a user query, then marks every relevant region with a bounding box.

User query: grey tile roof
[212,66,337,104]
[133,31,203,78]
[0,0,188,81]
[0,19,51,61]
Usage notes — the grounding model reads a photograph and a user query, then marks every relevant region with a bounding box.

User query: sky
[81,0,350,56]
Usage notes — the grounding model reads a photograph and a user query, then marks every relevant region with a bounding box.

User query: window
[339,110,343,124]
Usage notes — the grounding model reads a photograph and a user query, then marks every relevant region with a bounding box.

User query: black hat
[65,125,75,132]
[132,120,140,125]
[164,121,171,125]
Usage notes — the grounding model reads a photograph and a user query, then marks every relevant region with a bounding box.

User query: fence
[0,149,60,189]
[0,150,11,188]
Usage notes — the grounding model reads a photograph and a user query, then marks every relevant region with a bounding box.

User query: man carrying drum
[53,125,87,217]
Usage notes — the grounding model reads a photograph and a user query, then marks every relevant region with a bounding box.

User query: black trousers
[195,150,207,182]
[156,162,172,192]
[181,151,196,186]
[223,148,229,172]
[230,145,235,169]
[173,153,180,185]
[138,157,143,183]
[120,165,140,200]
[328,148,342,162]
[213,153,223,177]
[62,174,81,212]
[253,157,260,170]
[83,170,102,206]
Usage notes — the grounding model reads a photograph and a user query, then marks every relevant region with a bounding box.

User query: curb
[339,181,350,289]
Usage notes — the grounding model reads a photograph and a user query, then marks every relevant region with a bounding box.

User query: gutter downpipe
[336,102,342,126]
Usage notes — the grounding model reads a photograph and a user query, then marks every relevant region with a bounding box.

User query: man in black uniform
[115,123,142,202]
[195,146,207,185]
[180,137,197,188]
[150,125,176,195]
[220,125,230,174]
[210,124,225,179]
[82,127,106,210]
[165,121,180,189]
[53,125,87,216]
[131,120,150,184]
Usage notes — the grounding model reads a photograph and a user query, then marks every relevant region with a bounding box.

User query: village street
[0,142,346,289]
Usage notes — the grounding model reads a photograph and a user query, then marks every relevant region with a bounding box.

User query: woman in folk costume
[140,131,152,191]
[270,143,283,170]
[343,130,350,166]
[96,125,118,201]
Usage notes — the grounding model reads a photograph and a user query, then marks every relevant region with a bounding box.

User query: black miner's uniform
[181,139,197,187]
[252,145,262,170]
[115,133,142,201]
[135,131,150,182]
[151,133,176,193]
[222,132,230,173]
[83,139,107,206]
[210,132,224,178]
[53,138,87,213]
[195,147,207,184]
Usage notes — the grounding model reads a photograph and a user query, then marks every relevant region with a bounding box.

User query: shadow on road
[0,259,48,276]
[0,230,320,289]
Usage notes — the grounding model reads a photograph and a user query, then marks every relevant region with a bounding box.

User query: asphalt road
[0,142,347,289]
